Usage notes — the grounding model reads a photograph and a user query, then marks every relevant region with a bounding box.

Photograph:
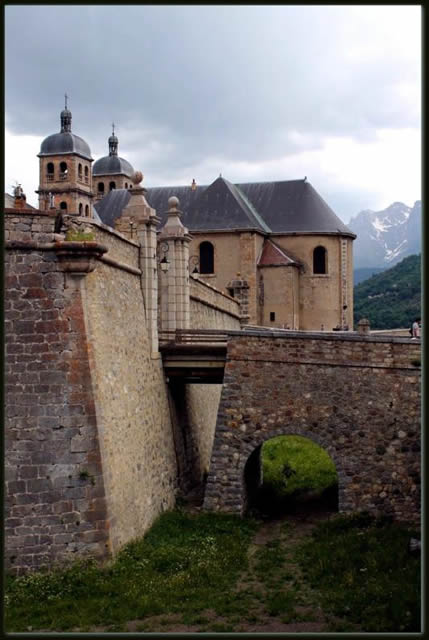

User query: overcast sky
[5,5,421,222]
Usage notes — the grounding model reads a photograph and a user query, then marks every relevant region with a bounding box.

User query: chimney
[13,184,26,209]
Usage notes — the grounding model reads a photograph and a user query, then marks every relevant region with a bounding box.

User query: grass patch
[262,435,337,498]
[5,510,257,632]
[297,512,421,632]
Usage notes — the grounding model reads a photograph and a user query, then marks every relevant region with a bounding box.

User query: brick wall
[204,331,421,524]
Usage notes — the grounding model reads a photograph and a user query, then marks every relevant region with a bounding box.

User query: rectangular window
[270,312,275,322]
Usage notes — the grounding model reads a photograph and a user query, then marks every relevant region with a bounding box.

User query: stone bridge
[200,330,421,524]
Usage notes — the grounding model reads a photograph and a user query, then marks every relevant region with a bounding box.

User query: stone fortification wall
[183,277,241,486]
[4,210,55,242]
[82,244,177,552]
[205,331,421,524]
[190,275,240,329]
[85,219,140,271]
[5,213,177,572]
[5,238,110,575]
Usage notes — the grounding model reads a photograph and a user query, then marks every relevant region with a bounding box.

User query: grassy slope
[353,253,421,329]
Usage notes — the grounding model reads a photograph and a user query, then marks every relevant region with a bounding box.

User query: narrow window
[60,161,68,175]
[98,182,105,193]
[60,201,67,211]
[199,241,214,274]
[125,182,128,188]
[78,163,83,177]
[84,166,89,176]
[85,205,89,216]
[79,203,83,215]
[270,312,275,322]
[313,246,327,274]
[109,181,116,191]
[46,162,54,176]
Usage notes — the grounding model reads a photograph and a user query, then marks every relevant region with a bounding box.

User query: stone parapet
[4,210,56,243]
[190,276,240,322]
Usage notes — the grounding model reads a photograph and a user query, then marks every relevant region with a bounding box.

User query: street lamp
[157,241,170,272]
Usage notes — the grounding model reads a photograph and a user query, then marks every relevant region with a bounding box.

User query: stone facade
[37,153,93,216]
[182,277,241,487]
[204,331,421,524]
[188,231,354,331]
[5,241,110,575]
[4,211,177,572]
[81,250,177,553]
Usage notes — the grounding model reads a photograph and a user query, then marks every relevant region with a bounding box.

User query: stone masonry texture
[204,332,421,524]
[5,242,110,575]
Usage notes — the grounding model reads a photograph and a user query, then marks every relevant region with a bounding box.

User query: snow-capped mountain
[348,200,421,269]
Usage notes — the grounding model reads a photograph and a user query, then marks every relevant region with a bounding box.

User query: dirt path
[116,506,359,633]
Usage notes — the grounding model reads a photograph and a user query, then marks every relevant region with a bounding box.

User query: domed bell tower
[37,95,94,216]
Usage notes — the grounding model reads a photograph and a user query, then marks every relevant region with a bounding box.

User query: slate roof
[257,239,301,267]
[93,155,134,177]
[94,176,355,238]
[39,132,92,160]
[93,189,132,228]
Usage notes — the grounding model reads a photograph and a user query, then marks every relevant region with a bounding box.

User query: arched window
[79,203,83,215]
[60,201,67,211]
[98,182,105,193]
[125,182,128,188]
[78,163,83,177]
[59,161,68,180]
[109,181,116,191]
[85,205,89,216]
[46,162,54,180]
[313,246,327,274]
[199,241,214,274]
[84,166,89,183]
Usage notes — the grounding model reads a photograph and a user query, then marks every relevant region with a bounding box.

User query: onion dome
[38,96,92,160]
[93,124,134,177]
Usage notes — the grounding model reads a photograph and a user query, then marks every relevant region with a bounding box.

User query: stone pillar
[239,232,258,324]
[357,318,370,335]
[158,196,191,332]
[227,276,250,326]
[114,171,160,353]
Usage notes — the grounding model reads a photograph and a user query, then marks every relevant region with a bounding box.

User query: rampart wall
[176,277,241,488]
[204,331,421,524]
[5,212,177,573]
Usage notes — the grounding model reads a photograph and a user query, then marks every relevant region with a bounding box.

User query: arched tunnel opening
[243,435,339,519]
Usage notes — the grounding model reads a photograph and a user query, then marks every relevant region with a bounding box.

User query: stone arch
[98,182,105,194]
[60,201,67,211]
[241,427,340,515]
[109,181,116,191]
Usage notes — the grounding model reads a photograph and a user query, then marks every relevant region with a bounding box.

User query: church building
[34,102,356,331]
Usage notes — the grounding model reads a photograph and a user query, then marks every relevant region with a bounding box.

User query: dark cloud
[5,5,420,219]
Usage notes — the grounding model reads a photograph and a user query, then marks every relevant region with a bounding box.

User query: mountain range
[348,200,421,270]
